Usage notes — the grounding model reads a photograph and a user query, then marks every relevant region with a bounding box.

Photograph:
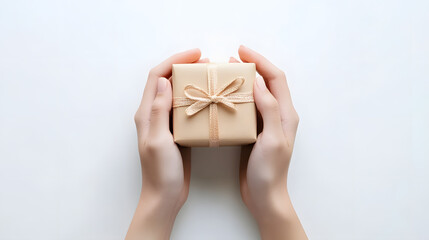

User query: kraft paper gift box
[172,63,257,147]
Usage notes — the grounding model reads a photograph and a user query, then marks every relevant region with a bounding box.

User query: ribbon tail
[218,98,237,110]
[208,103,219,147]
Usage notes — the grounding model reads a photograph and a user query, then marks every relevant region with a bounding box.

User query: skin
[126,46,307,240]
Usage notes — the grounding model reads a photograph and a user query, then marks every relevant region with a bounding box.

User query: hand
[232,46,307,240]
[126,49,208,240]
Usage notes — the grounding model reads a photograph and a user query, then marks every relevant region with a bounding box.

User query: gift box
[172,63,257,147]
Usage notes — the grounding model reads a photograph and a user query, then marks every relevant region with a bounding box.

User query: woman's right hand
[232,45,307,240]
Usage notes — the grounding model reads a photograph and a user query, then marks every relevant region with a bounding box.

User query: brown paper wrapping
[172,63,257,147]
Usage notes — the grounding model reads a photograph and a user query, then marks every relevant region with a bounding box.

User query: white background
[0,0,428,239]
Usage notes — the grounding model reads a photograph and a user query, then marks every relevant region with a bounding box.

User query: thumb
[148,77,172,136]
[253,76,282,134]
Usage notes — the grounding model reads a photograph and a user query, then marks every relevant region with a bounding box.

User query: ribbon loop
[184,85,211,102]
[173,65,254,146]
[215,77,245,96]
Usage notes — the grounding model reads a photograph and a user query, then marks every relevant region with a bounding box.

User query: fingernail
[157,77,167,93]
[256,76,267,90]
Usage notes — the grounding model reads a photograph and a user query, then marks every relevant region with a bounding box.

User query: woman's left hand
[126,48,207,240]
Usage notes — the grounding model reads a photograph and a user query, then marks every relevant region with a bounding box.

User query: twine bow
[173,65,254,147]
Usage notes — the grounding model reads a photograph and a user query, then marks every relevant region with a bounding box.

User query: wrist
[254,187,294,223]
[138,189,183,222]
[125,191,181,240]
[253,190,307,240]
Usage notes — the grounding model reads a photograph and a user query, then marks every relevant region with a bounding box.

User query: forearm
[256,190,308,240]
[125,192,179,240]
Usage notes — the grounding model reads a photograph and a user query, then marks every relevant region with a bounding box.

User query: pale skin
[126,46,307,240]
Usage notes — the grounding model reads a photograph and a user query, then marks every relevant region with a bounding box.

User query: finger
[150,48,201,77]
[238,45,298,137]
[147,77,173,138]
[229,57,241,63]
[197,58,210,63]
[253,76,283,134]
[136,49,202,138]
[144,48,201,107]
[238,45,283,82]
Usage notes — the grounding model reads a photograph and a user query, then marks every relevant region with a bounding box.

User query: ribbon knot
[210,95,220,103]
[173,65,254,147]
